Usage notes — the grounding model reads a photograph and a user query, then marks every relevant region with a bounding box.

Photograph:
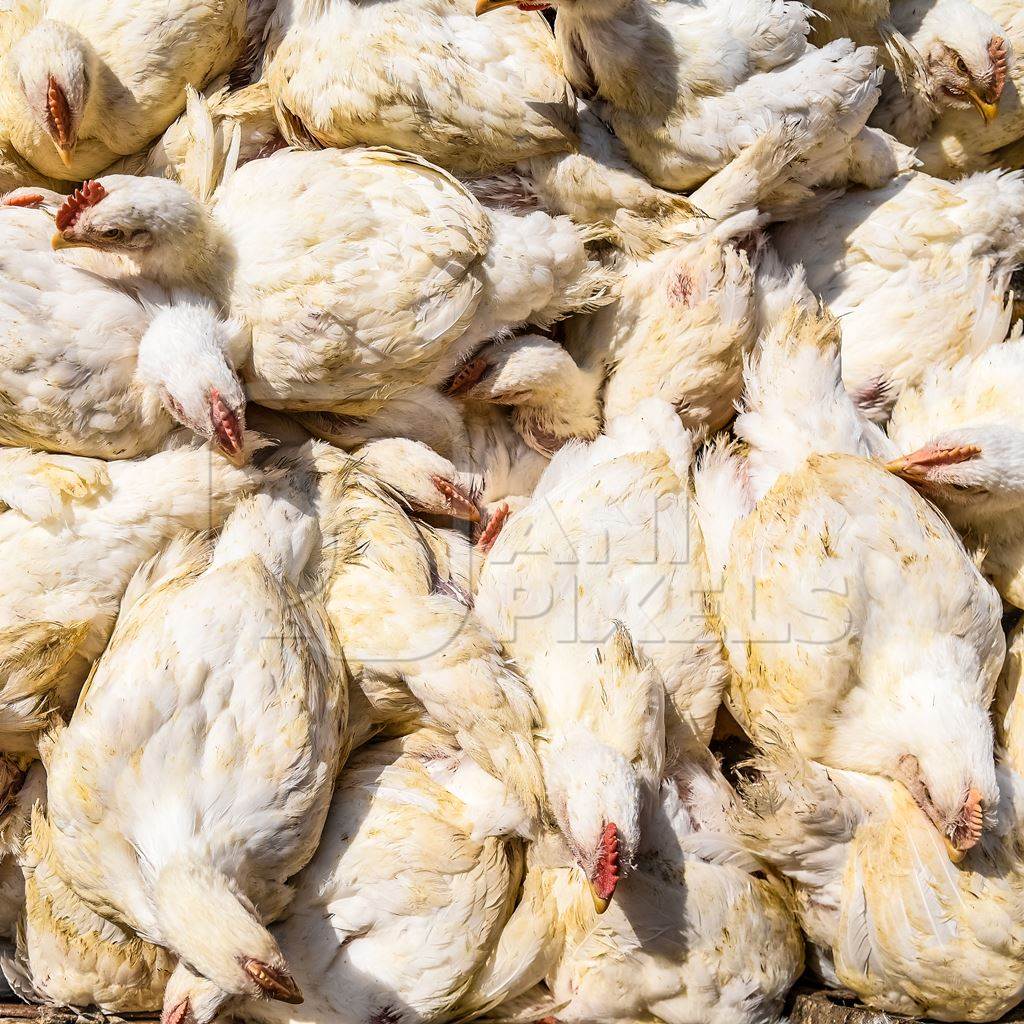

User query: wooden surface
[0,1007,157,1023]
[790,989,1024,1024]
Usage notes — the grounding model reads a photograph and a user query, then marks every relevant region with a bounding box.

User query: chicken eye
[955,55,969,74]
[100,227,123,240]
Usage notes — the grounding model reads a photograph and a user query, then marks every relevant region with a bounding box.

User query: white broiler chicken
[20,802,176,1012]
[887,339,1024,609]
[0,764,44,945]
[813,0,1011,146]
[869,0,1010,144]
[164,729,527,1024]
[736,623,1024,1022]
[477,0,881,193]
[694,306,1005,861]
[477,400,730,756]
[45,477,348,1015]
[0,0,247,180]
[772,168,1024,418]
[460,746,803,1024]
[564,121,822,435]
[50,149,612,417]
[300,333,603,516]
[916,0,1024,176]
[265,0,574,173]
[0,441,262,760]
[314,438,546,826]
[0,188,246,460]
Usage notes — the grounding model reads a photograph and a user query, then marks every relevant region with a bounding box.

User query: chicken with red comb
[0,178,248,461]
[0,1,248,179]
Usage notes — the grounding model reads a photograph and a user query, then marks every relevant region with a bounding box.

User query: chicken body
[738,626,1024,1024]
[44,486,347,1011]
[697,308,1003,860]
[230,730,525,1024]
[546,0,880,191]
[0,195,247,459]
[0,0,246,179]
[477,400,729,751]
[772,169,1024,416]
[266,0,574,173]
[315,443,546,826]
[0,443,262,756]
[21,805,175,1012]
[462,755,803,1024]
[212,148,611,415]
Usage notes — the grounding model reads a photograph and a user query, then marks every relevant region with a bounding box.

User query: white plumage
[3,1,1024,1022]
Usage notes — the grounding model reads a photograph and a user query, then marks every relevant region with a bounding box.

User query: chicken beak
[943,834,968,864]
[56,145,74,168]
[475,0,519,15]
[967,89,1000,123]
[51,231,80,250]
[589,880,611,914]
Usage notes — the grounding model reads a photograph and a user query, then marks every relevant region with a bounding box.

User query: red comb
[55,181,106,232]
[592,822,621,901]
[46,75,71,149]
[990,36,1008,101]
[2,193,43,208]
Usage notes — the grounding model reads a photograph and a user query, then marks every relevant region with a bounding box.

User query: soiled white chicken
[0,0,247,179]
[44,477,348,1013]
[813,0,1011,145]
[477,0,881,193]
[916,0,1024,176]
[165,729,527,1024]
[477,400,730,755]
[0,441,263,759]
[695,306,1004,860]
[0,189,246,459]
[564,122,809,434]
[50,149,612,417]
[311,439,545,826]
[266,0,574,173]
[772,168,1024,418]
[300,333,603,516]
[870,0,1010,143]
[887,339,1024,609]
[736,621,1024,1022]
[20,802,176,1012]
[461,749,803,1024]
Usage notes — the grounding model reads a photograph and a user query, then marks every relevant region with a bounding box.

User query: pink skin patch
[210,387,243,458]
[431,475,481,522]
[667,268,694,307]
[2,193,44,208]
[990,36,1008,102]
[55,180,107,232]
[477,502,510,553]
[885,443,982,480]
[592,822,621,901]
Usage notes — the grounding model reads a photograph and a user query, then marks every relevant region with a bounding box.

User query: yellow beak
[475,0,520,15]
[51,232,81,251]
[589,881,611,914]
[967,89,1000,124]
[943,834,967,864]
[56,145,74,168]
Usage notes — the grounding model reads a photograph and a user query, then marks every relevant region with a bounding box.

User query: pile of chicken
[2,0,1024,1022]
